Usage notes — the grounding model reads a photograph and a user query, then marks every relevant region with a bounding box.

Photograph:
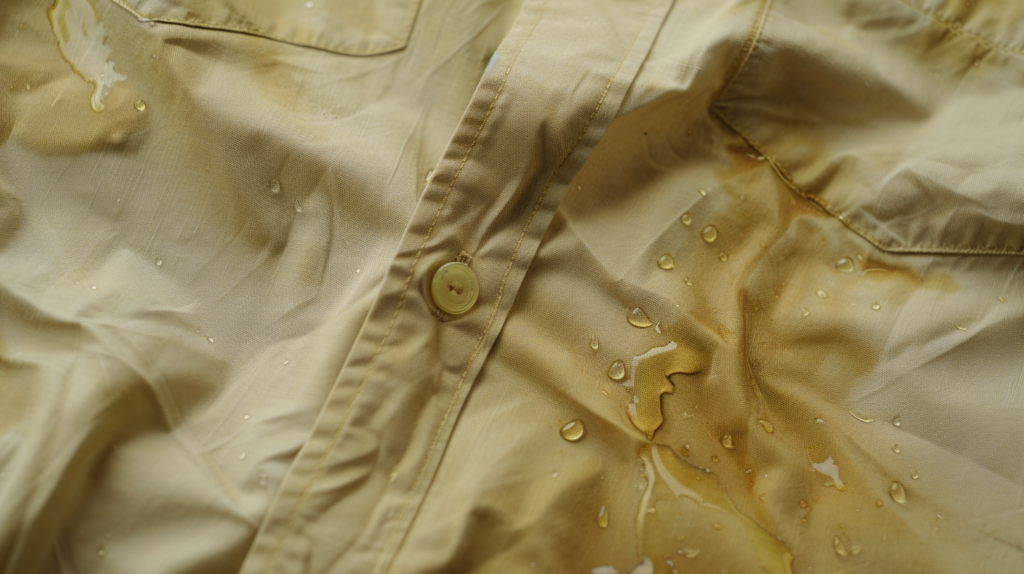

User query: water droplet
[597,505,609,528]
[657,254,674,270]
[889,481,907,504]
[680,212,692,226]
[425,169,434,182]
[720,434,735,449]
[910,469,919,480]
[590,333,599,352]
[956,324,967,331]
[682,548,700,559]
[18,22,25,30]
[998,296,1006,303]
[134,99,146,111]
[816,289,827,298]
[627,307,653,328]
[683,277,693,286]
[155,258,163,266]
[835,257,854,272]
[305,1,314,7]
[718,252,728,262]
[892,415,902,427]
[607,360,626,381]
[875,499,883,508]
[892,443,901,454]
[551,471,558,478]
[243,414,249,420]
[698,188,707,197]
[701,225,718,243]
[815,417,825,424]
[799,499,808,508]
[206,336,214,343]
[97,546,106,557]
[560,419,585,442]
[849,411,874,423]
[758,419,774,433]
[711,455,720,462]
[238,452,246,460]
[283,359,290,365]
[269,179,281,194]
[711,522,723,530]
[831,532,856,556]
[91,285,98,290]
[24,84,31,91]
[871,302,881,311]
[293,201,303,213]
[801,308,810,317]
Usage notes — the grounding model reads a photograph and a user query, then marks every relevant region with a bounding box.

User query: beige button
[430,261,479,315]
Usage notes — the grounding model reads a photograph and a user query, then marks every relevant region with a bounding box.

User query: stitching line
[108,0,415,56]
[711,0,1022,256]
[715,0,774,100]
[711,108,1023,256]
[894,0,1024,58]
[372,2,658,572]
[256,13,540,572]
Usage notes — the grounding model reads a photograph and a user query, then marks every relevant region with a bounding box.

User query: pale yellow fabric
[1,0,1023,573]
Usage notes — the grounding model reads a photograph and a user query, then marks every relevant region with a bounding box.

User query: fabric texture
[1,0,1022,573]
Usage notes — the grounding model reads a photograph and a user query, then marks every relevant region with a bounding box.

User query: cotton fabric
[1,1,1023,573]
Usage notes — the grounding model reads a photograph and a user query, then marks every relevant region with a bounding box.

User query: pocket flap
[714,0,1024,255]
[113,0,422,55]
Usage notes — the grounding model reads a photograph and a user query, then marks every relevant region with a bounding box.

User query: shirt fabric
[1,0,1023,573]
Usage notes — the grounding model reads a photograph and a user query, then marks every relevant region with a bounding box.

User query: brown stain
[633,124,967,571]
[639,444,794,574]
[627,340,704,439]
[858,255,960,293]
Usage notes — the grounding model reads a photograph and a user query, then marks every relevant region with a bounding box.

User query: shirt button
[430,261,479,316]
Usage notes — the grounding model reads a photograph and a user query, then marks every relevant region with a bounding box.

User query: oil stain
[625,341,704,439]
[48,0,126,111]
[639,444,794,574]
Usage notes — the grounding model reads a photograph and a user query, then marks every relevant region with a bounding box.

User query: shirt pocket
[712,0,1024,255]
[110,0,422,55]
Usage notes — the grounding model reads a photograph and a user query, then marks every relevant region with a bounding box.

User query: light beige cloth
[1,0,1022,572]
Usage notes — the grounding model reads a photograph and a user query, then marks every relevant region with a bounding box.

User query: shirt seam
[255,8,543,573]
[107,0,416,56]
[713,0,774,101]
[893,0,1024,59]
[372,1,657,570]
[711,107,1024,256]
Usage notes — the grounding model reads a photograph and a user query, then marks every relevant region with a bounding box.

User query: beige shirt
[1,0,1023,572]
